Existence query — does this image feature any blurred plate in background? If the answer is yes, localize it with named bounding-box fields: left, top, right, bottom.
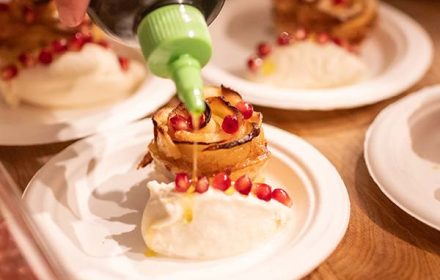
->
left=204, top=1, right=433, bottom=110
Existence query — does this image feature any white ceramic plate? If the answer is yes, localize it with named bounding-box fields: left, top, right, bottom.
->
left=0, top=76, right=175, bottom=146
left=203, top=1, right=433, bottom=110
left=365, top=85, right=440, bottom=231
left=23, top=119, right=350, bottom=280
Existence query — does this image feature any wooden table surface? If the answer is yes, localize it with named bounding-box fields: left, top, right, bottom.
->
left=1, top=0, right=440, bottom=278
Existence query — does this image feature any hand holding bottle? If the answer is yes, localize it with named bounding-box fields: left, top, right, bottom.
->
left=54, top=0, right=89, bottom=27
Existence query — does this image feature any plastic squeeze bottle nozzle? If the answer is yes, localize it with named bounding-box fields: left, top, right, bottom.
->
left=88, top=1, right=225, bottom=114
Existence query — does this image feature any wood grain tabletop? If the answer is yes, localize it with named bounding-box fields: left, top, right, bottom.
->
left=1, top=0, right=440, bottom=279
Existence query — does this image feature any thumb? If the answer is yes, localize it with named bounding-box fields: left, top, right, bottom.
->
left=54, top=0, right=90, bottom=27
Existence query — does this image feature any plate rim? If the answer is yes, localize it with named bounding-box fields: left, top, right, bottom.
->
left=23, top=119, right=350, bottom=280
left=203, top=2, right=433, bottom=110
left=364, top=84, right=440, bottom=231
left=0, top=77, right=175, bottom=146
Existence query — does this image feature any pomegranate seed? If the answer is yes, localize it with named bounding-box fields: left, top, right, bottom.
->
left=175, top=172, right=191, bottom=192
left=68, top=33, right=92, bottom=51
left=212, top=172, right=231, bottom=191
left=235, top=101, right=253, bottom=119
left=118, top=56, right=129, bottom=71
left=316, top=33, right=330, bottom=44
left=1, top=65, right=18, bottom=81
left=51, top=39, right=68, bottom=54
left=38, top=50, right=53, bottom=65
left=332, top=37, right=343, bottom=46
left=333, top=0, right=348, bottom=5
left=247, top=57, right=262, bottom=72
left=254, top=183, right=272, bottom=201
left=169, top=115, right=192, bottom=131
left=272, top=188, right=292, bottom=207
left=294, top=28, right=308, bottom=40
left=18, top=53, right=35, bottom=67
left=257, top=42, right=271, bottom=57
left=22, top=6, right=36, bottom=24
left=277, top=32, right=291, bottom=45
left=222, top=115, right=239, bottom=134
left=97, top=40, right=109, bottom=48
left=0, top=3, right=9, bottom=12
left=195, top=176, right=209, bottom=193
left=234, top=175, right=252, bottom=195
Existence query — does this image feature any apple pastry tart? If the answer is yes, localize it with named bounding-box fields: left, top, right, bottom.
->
left=139, top=86, right=270, bottom=180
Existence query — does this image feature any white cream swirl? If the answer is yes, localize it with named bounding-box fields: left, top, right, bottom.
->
left=0, top=44, right=146, bottom=108
left=141, top=181, right=292, bottom=259
left=249, top=41, right=367, bottom=89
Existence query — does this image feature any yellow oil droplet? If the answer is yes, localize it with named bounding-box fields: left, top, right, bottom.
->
left=183, top=207, right=193, bottom=223
left=261, top=59, right=276, bottom=76
left=224, top=186, right=235, bottom=195
left=275, top=218, right=282, bottom=227
left=144, top=247, right=158, bottom=257
left=181, top=195, right=194, bottom=223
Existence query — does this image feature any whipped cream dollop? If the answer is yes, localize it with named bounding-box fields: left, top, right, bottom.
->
left=141, top=181, right=292, bottom=259
left=248, top=41, right=367, bottom=89
left=0, top=44, right=146, bottom=108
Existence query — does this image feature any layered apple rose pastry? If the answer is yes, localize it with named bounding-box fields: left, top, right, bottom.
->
left=246, top=29, right=367, bottom=89
left=272, top=0, right=378, bottom=43
left=138, top=86, right=293, bottom=259
left=0, top=0, right=146, bottom=108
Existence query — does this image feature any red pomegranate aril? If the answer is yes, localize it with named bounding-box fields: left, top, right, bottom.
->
left=18, top=53, right=35, bottom=67
left=51, top=39, right=68, bottom=54
left=257, top=42, right=271, bottom=57
left=332, top=37, right=343, bottom=46
left=222, top=115, right=239, bottom=134
left=118, top=56, right=129, bottom=71
left=316, top=33, right=330, bottom=44
left=294, top=28, right=308, bottom=40
left=212, top=172, right=231, bottom=191
left=277, top=32, right=291, bottom=46
left=1, top=65, right=18, bottom=81
left=272, top=188, right=292, bottom=207
left=195, top=176, right=209, bottom=193
left=77, top=32, right=93, bottom=44
left=69, top=33, right=92, bottom=51
left=22, top=6, right=36, bottom=24
left=254, top=183, right=272, bottom=201
left=38, top=50, right=53, bottom=65
left=169, top=115, right=192, bottom=131
left=333, top=0, right=348, bottom=5
left=0, top=3, right=9, bottom=12
left=236, top=101, right=253, bottom=119
left=234, top=175, right=252, bottom=195
left=247, top=57, right=262, bottom=72
left=175, top=172, right=191, bottom=192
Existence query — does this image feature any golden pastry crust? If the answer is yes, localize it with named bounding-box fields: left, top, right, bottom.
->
left=272, top=0, right=377, bottom=43
left=140, top=86, right=270, bottom=180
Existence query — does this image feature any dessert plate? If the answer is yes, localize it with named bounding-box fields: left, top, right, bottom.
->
left=0, top=76, right=174, bottom=145
left=203, top=1, right=433, bottom=110
left=365, top=85, right=440, bottom=231
left=23, top=119, right=350, bottom=280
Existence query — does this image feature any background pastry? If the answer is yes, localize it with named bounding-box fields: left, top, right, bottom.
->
left=272, top=0, right=377, bottom=43
left=0, top=0, right=146, bottom=108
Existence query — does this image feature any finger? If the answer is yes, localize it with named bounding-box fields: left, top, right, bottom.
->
left=55, top=0, right=90, bottom=27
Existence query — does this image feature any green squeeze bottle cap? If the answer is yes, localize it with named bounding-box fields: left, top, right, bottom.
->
left=137, top=4, right=212, bottom=115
